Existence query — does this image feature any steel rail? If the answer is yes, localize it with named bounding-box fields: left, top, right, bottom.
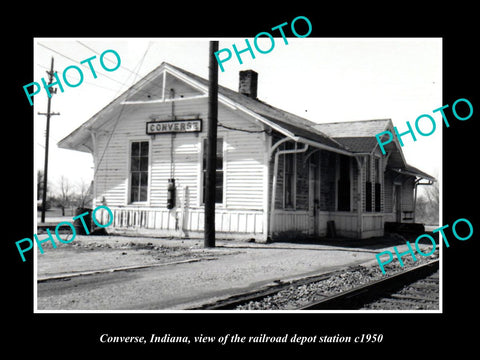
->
left=298, top=259, right=439, bottom=310
left=193, top=259, right=439, bottom=310
left=192, top=269, right=345, bottom=310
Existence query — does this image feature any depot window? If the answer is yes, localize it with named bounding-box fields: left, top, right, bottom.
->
left=202, top=138, right=224, bottom=204
left=130, top=141, right=149, bottom=203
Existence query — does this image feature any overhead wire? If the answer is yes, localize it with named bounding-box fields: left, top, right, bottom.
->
left=72, top=42, right=268, bottom=135
left=76, top=40, right=154, bottom=81
left=37, top=42, right=155, bottom=98
left=93, top=41, right=152, bottom=180
left=35, top=63, right=121, bottom=93
left=37, top=43, right=271, bottom=136
left=76, top=40, right=168, bottom=97
left=36, top=41, right=154, bottom=193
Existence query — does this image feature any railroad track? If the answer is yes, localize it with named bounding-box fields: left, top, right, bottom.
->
left=359, top=268, right=439, bottom=310
left=192, top=270, right=341, bottom=310
left=194, top=259, right=439, bottom=310
left=300, top=259, right=439, bottom=310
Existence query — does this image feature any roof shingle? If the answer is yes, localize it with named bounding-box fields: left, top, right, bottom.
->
left=313, top=119, right=391, bottom=138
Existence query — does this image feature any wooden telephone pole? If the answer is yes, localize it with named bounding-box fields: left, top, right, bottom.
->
left=38, top=57, right=60, bottom=223
left=204, top=41, right=219, bottom=248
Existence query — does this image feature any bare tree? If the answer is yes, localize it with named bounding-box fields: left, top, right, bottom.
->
left=57, top=176, right=73, bottom=216
left=416, top=181, right=439, bottom=225
left=75, top=179, right=93, bottom=208
left=423, top=180, right=439, bottom=206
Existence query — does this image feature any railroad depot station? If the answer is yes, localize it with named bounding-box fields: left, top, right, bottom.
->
left=58, top=63, right=435, bottom=243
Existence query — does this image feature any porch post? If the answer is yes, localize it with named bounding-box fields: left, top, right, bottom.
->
left=413, top=178, right=419, bottom=223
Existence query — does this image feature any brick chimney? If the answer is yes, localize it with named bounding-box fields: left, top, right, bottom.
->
left=238, top=70, right=258, bottom=99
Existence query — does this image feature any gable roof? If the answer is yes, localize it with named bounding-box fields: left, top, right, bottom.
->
left=313, top=119, right=392, bottom=152
left=58, top=62, right=349, bottom=155
left=165, top=63, right=348, bottom=152
left=314, top=119, right=392, bottom=138
left=325, top=137, right=379, bottom=153
left=314, top=119, right=435, bottom=181
left=314, top=119, right=406, bottom=165
left=57, top=61, right=434, bottom=181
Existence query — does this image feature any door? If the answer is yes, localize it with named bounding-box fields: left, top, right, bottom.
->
left=337, top=155, right=351, bottom=211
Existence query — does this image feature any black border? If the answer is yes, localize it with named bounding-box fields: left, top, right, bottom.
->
left=8, top=4, right=479, bottom=355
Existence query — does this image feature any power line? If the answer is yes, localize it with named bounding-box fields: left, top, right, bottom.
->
left=38, top=57, right=60, bottom=223
left=37, top=42, right=79, bottom=63
left=204, top=41, right=219, bottom=248
left=93, top=42, right=152, bottom=179
left=37, top=42, right=151, bottom=96
left=76, top=40, right=148, bottom=79
left=75, top=41, right=98, bottom=55
left=76, top=40, right=169, bottom=97
left=37, top=41, right=170, bottom=100
left=36, top=63, right=121, bottom=93
left=76, top=40, right=173, bottom=98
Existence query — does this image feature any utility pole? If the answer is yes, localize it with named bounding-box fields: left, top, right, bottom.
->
left=38, top=57, right=60, bottom=223
left=204, top=41, right=219, bottom=248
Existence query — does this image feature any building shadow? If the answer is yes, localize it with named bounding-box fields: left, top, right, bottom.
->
left=270, top=229, right=439, bottom=251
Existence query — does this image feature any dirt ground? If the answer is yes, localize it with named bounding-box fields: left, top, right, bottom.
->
left=36, top=229, right=436, bottom=280
left=36, top=234, right=242, bottom=279
left=35, top=229, right=440, bottom=310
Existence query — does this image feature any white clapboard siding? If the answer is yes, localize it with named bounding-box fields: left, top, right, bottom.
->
left=93, top=131, right=128, bottom=206
left=150, top=132, right=201, bottom=208
left=224, top=126, right=265, bottom=209
left=93, top=92, right=268, bottom=238
left=220, top=107, right=266, bottom=205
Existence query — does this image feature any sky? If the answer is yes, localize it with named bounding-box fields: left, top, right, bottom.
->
left=33, top=37, right=442, bottom=198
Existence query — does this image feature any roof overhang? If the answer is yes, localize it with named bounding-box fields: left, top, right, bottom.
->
left=390, top=165, right=436, bottom=182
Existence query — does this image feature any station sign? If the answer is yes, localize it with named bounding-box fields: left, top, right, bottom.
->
left=146, top=119, right=202, bottom=135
